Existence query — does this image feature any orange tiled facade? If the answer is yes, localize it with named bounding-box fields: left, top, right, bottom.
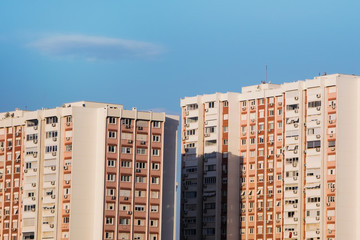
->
left=0, top=101, right=178, bottom=240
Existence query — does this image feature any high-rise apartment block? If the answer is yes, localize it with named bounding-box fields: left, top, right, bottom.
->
left=0, top=101, right=178, bottom=240
left=180, top=74, right=360, bottom=240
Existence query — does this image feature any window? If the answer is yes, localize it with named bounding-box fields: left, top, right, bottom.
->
left=151, top=191, right=159, bottom=199
left=307, top=140, right=321, bottom=149
left=152, top=163, right=160, bottom=170
left=135, top=205, right=145, bottom=211
left=121, top=147, right=131, bottom=154
left=152, top=149, right=160, bottom=156
left=120, top=175, right=130, bottom=182
left=119, top=218, right=129, bottom=225
left=153, top=121, right=160, bottom=128
left=152, top=135, right=160, bottom=142
left=250, top=138, right=255, bottom=144
left=186, top=129, right=196, bottom=135
left=150, top=219, right=158, bottom=227
left=46, top=116, right=58, bottom=124
left=65, top=144, right=72, bottom=152
left=224, top=101, right=228, bottom=107
left=107, top=160, right=115, bottom=167
left=108, top=145, right=116, bottom=153
left=269, top=109, right=274, bottom=116
left=208, top=102, right=215, bottom=108
left=106, top=217, right=114, bottom=225
left=151, top=177, right=160, bottom=184
left=136, top=162, right=146, bottom=169
left=66, top=115, right=72, bottom=123
left=45, top=131, right=57, bottom=139
left=109, top=117, right=117, bottom=124
left=328, top=141, right=336, bottom=147
left=150, top=205, right=158, bottom=212
left=108, top=131, right=116, bottom=138
left=107, top=174, right=115, bottom=182
left=186, top=104, right=198, bottom=110
left=45, top=145, right=57, bottom=153
left=136, top=148, right=146, bottom=155
left=121, top=161, right=131, bottom=168
left=308, top=101, right=321, bottom=108
left=121, top=118, right=131, bottom=126
left=286, top=104, right=299, bottom=110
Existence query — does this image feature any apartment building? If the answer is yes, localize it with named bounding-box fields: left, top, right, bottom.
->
left=0, top=101, right=178, bottom=240
left=180, top=74, right=360, bottom=240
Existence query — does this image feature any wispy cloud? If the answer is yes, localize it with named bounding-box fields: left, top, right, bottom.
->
left=28, top=34, right=164, bottom=61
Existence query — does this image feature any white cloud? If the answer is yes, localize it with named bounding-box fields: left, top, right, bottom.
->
left=28, top=34, right=163, bottom=61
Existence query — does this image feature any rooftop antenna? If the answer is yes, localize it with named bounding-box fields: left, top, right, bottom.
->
left=261, top=65, right=268, bottom=84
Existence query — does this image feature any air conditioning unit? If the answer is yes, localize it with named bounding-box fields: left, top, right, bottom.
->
left=51, top=209, right=55, bottom=213
left=138, top=126, right=143, bottom=130
left=185, top=111, right=189, bottom=116
left=294, top=231, right=298, bottom=236
left=250, top=106, right=255, bottom=110
left=276, top=154, right=280, bottom=158
left=136, top=169, right=141, bottom=173
left=12, top=227, right=17, bottom=231
left=294, top=123, right=298, bottom=128
left=294, top=96, right=299, bottom=100
left=276, top=219, right=280, bottom=223
left=204, top=133, right=210, bottom=137
left=248, top=209, right=252, bottom=212
left=266, top=207, right=270, bottom=211
left=316, top=230, right=320, bottom=234
left=32, top=183, right=36, bottom=187
left=331, top=188, right=335, bottom=192
left=316, top=203, right=321, bottom=207
left=127, top=140, right=133, bottom=144
left=140, top=141, right=146, bottom=145
left=66, top=137, right=70, bottom=141
left=34, top=126, right=38, bottom=130
left=329, top=133, right=334, bottom=138
left=33, top=152, right=37, bottom=158
left=316, top=147, right=321, bottom=152
left=295, top=109, right=299, bottom=113
left=329, top=120, right=333, bottom=124
left=293, top=176, right=297, bottom=181
left=332, top=105, right=336, bottom=109
left=64, top=195, right=68, bottom=199
left=293, top=190, right=298, bottom=194
left=316, top=175, right=321, bottom=179
left=50, top=224, right=54, bottom=228
left=327, top=202, right=331, bottom=206
left=328, top=216, right=332, bottom=220
left=316, top=216, right=320, bottom=220
left=33, top=168, right=37, bottom=172
left=128, top=211, right=133, bottom=215
left=53, top=137, right=57, bottom=142
left=64, top=166, right=68, bottom=170
left=0, top=147, right=3, bottom=151
left=124, top=197, right=129, bottom=200
left=251, top=119, right=255, bottom=122
left=250, top=131, right=254, bottom=135
left=316, top=134, right=321, bottom=139
left=52, top=152, right=57, bottom=156
left=204, top=109, right=209, bottom=112
left=65, top=209, right=69, bottom=213
left=258, top=130, right=261, bottom=133
left=66, top=122, right=71, bottom=126
left=294, top=217, right=298, bottom=221
left=316, top=120, right=321, bottom=125
left=51, top=195, right=56, bottom=199
left=242, top=107, right=246, bottom=111
left=331, top=147, right=335, bottom=151
left=294, top=150, right=298, bottom=154
left=52, top=123, right=56, bottom=127
left=266, top=220, right=270, bottom=223
left=111, top=196, right=116, bottom=200
left=51, top=166, right=56, bottom=171
left=316, top=93, right=321, bottom=98
left=258, top=207, right=262, bottom=210
left=51, top=181, right=55, bottom=185
left=24, top=169, right=28, bottom=173
left=204, top=121, right=208, bottom=125
left=278, top=102, right=282, bottom=106
left=65, top=180, right=70, bottom=184
left=185, top=124, right=190, bottom=127
left=15, top=132, right=19, bottom=136
left=295, top=136, right=298, bottom=140
left=316, top=106, right=321, bottom=111
left=293, top=204, right=297, bottom=208
left=32, top=196, right=36, bottom=201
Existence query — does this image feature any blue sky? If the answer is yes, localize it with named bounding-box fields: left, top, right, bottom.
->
left=0, top=0, right=359, bottom=237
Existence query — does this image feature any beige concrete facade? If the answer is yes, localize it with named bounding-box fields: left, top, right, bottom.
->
left=180, top=74, right=360, bottom=240
left=0, top=101, right=178, bottom=240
